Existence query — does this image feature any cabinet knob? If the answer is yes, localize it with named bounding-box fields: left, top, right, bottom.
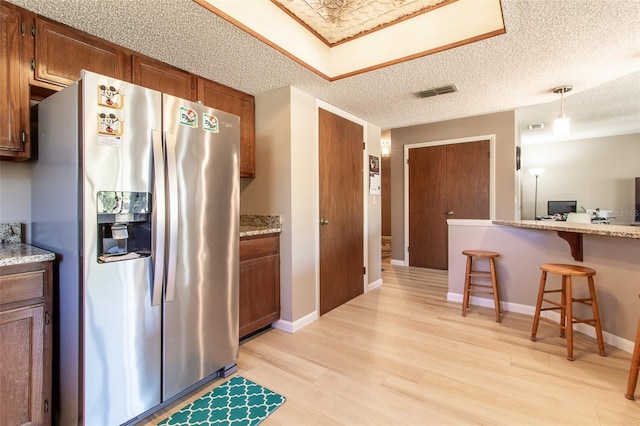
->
left=447, top=211, right=454, bottom=216
left=320, top=218, right=330, bottom=225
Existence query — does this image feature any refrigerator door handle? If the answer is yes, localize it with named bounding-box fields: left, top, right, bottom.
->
left=151, top=130, right=166, bottom=306
left=165, top=131, right=179, bottom=302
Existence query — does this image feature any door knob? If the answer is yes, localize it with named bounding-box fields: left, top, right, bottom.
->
left=320, top=218, right=330, bottom=225
left=447, top=211, right=454, bottom=216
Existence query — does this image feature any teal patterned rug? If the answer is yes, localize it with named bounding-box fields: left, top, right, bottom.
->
left=157, top=376, right=286, bottom=425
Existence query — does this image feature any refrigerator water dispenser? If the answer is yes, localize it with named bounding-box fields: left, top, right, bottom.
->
left=97, top=191, right=152, bottom=262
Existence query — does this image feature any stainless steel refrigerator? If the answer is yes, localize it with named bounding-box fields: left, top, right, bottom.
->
left=31, top=70, right=239, bottom=426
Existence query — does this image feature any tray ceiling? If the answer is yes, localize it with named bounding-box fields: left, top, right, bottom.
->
left=197, top=0, right=505, bottom=80
left=271, top=0, right=452, bottom=45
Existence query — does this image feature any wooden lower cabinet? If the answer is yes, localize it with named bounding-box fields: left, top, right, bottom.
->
left=239, top=234, right=280, bottom=339
left=0, top=261, right=52, bottom=426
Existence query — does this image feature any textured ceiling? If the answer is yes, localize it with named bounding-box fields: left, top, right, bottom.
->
left=8, top=0, right=640, bottom=144
left=272, top=0, right=450, bottom=44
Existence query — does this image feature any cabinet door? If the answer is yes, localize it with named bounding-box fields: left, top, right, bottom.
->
left=199, top=79, right=255, bottom=177
left=132, top=55, right=196, bottom=101
left=33, top=17, right=129, bottom=88
left=0, top=305, right=45, bottom=426
left=239, top=253, right=280, bottom=338
left=0, top=4, right=29, bottom=158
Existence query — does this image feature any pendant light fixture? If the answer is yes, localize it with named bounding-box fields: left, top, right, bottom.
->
left=552, top=85, right=572, bottom=135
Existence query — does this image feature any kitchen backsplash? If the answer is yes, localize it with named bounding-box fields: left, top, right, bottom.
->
left=0, top=223, right=22, bottom=243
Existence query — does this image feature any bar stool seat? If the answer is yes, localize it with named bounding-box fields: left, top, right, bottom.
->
left=625, top=294, right=640, bottom=400
left=461, top=250, right=501, bottom=322
left=530, top=263, right=605, bottom=361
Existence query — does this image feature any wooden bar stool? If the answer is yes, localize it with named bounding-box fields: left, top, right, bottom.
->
left=461, top=250, right=501, bottom=322
left=530, top=263, right=605, bottom=361
left=625, top=294, right=640, bottom=400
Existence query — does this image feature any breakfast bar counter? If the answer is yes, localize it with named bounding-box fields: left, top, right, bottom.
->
left=493, top=220, right=640, bottom=261
left=492, top=220, right=640, bottom=239
left=447, top=219, right=640, bottom=345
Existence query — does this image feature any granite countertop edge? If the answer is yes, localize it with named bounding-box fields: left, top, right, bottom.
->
left=0, top=243, right=56, bottom=268
left=240, top=214, right=282, bottom=238
left=240, top=227, right=282, bottom=237
left=493, top=220, right=640, bottom=239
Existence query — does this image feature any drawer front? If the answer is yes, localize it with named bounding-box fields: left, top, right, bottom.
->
left=0, top=271, right=45, bottom=306
left=240, top=235, right=279, bottom=261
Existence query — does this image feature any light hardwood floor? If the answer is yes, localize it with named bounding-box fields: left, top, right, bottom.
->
left=143, top=261, right=639, bottom=425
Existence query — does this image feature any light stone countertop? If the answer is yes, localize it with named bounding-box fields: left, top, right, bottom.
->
left=0, top=223, right=55, bottom=267
left=240, top=215, right=282, bottom=238
left=0, top=243, right=56, bottom=267
left=493, top=220, right=640, bottom=239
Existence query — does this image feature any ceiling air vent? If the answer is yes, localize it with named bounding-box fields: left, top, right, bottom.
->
left=528, top=123, right=545, bottom=130
left=416, top=84, right=458, bottom=98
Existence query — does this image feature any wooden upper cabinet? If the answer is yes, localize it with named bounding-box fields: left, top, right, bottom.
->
left=0, top=3, right=30, bottom=159
left=132, top=55, right=196, bottom=101
left=199, top=78, right=256, bottom=177
left=32, top=18, right=129, bottom=89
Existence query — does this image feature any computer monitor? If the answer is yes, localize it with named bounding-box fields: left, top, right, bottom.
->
left=547, top=200, right=577, bottom=216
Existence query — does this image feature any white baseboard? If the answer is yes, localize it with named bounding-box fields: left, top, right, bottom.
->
left=390, top=258, right=407, bottom=266
left=447, top=292, right=634, bottom=354
left=272, top=310, right=318, bottom=334
left=368, top=278, right=383, bottom=292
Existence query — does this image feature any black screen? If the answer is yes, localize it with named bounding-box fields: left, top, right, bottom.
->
left=547, top=200, right=577, bottom=216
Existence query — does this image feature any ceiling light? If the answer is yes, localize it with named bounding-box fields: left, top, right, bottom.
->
left=552, top=85, right=572, bottom=135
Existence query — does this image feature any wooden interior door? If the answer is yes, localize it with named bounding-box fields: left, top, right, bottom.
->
left=446, top=141, right=490, bottom=220
left=408, top=140, right=490, bottom=269
left=319, top=108, right=364, bottom=315
left=408, top=145, right=447, bottom=268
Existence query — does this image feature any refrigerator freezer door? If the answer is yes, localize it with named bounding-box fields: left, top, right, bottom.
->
left=81, top=71, right=163, bottom=425
left=162, top=96, right=240, bottom=400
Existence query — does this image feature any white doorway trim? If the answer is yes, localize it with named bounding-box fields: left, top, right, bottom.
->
left=402, top=134, right=496, bottom=266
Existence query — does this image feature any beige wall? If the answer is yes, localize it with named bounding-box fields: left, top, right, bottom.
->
left=521, top=133, right=640, bottom=223
left=0, top=162, right=32, bottom=240
left=389, top=111, right=517, bottom=261
left=367, top=124, right=382, bottom=287
left=244, top=86, right=382, bottom=329
left=381, top=155, right=391, bottom=236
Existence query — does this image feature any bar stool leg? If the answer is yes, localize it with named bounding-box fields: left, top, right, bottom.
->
left=489, top=257, right=501, bottom=323
left=625, top=319, right=640, bottom=400
left=531, top=271, right=547, bottom=341
left=587, top=276, right=605, bottom=356
left=462, top=255, right=472, bottom=317
left=559, top=278, right=567, bottom=338
left=565, top=276, right=574, bottom=361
